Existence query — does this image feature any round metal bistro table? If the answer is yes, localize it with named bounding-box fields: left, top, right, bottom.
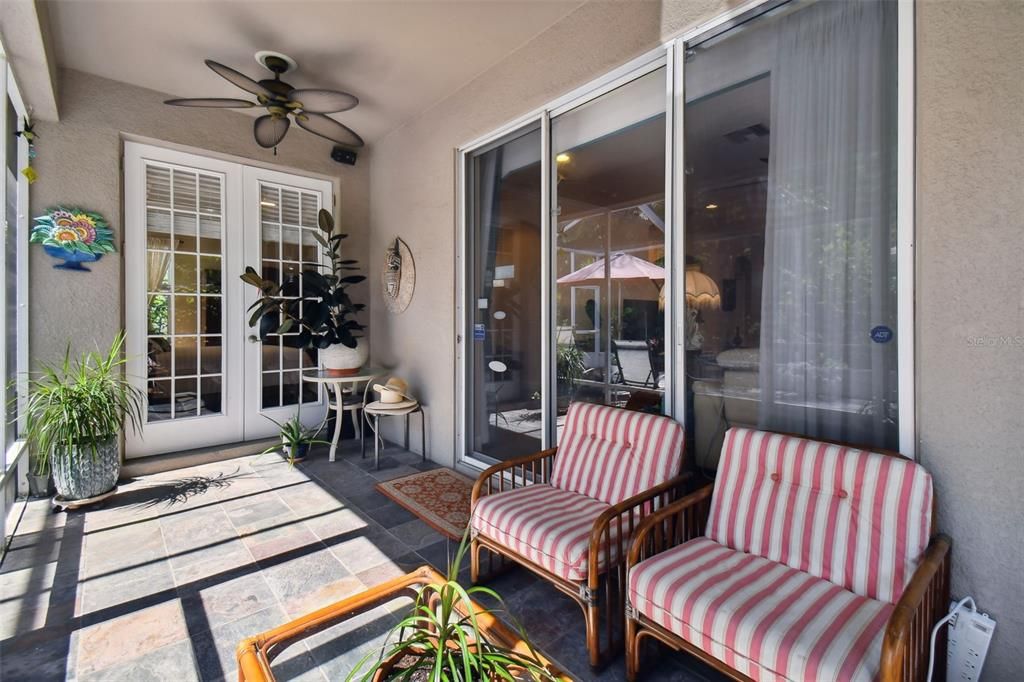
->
left=301, top=368, right=383, bottom=462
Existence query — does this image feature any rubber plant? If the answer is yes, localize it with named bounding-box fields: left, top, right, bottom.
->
left=348, top=531, right=559, bottom=681
left=241, top=208, right=366, bottom=349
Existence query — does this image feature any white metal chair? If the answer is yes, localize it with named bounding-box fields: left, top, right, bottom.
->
left=361, top=375, right=426, bottom=470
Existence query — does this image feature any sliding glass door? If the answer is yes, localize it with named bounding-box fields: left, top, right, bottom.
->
left=464, top=125, right=543, bottom=463
left=683, top=0, right=901, bottom=469
left=552, top=67, right=668, bottom=440
left=459, top=0, right=910, bottom=470
left=459, top=59, right=669, bottom=466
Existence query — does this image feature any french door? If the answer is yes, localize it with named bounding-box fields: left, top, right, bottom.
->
left=124, top=142, right=331, bottom=458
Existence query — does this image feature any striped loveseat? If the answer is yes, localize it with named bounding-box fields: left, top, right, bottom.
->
left=625, top=428, right=951, bottom=682
left=470, top=402, right=688, bottom=667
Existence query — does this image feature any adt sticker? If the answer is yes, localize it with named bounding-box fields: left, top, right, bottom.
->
left=870, top=325, right=893, bottom=344
left=474, top=324, right=486, bottom=341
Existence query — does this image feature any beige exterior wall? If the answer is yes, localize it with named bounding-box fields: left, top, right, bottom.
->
left=915, top=1, right=1024, bottom=677
left=368, top=0, right=1023, bottom=676
left=28, top=68, right=370, bottom=367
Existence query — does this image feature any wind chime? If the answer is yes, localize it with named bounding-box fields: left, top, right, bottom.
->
left=14, top=114, right=38, bottom=183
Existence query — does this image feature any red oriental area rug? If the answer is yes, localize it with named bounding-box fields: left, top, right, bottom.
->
left=374, top=468, right=474, bottom=539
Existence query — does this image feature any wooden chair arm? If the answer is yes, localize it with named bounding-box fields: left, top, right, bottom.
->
left=471, top=447, right=559, bottom=507
left=586, top=473, right=693, bottom=589
left=880, top=534, right=952, bottom=682
left=626, top=483, right=715, bottom=568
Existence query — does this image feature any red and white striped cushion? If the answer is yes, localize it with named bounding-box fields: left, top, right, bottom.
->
left=706, top=428, right=932, bottom=603
left=629, top=537, right=893, bottom=682
left=471, top=484, right=624, bottom=581
left=551, top=402, right=685, bottom=505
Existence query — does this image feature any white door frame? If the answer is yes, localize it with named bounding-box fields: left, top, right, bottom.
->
left=124, top=142, right=245, bottom=458
left=125, top=142, right=332, bottom=457
left=241, top=165, right=331, bottom=439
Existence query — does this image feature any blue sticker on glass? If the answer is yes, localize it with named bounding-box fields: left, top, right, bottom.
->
left=474, top=324, right=486, bottom=341
left=870, top=325, right=893, bottom=343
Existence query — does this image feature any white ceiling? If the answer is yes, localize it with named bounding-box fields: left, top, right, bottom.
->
left=44, top=0, right=582, bottom=144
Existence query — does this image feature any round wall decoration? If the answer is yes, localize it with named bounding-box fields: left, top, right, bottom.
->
left=382, top=237, right=415, bottom=314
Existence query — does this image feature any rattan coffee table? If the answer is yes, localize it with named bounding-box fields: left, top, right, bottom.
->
left=236, top=566, right=569, bottom=681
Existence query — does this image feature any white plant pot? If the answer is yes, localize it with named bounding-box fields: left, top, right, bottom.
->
left=321, top=339, right=368, bottom=376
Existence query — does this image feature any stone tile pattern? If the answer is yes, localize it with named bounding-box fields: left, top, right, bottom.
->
left=0, top=443, right=727, bottom=681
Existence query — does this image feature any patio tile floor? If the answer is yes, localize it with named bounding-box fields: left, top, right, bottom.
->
left=1, top=441, right=727, bottom=681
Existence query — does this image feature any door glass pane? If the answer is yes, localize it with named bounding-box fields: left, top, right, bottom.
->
left=684, top=0, right=898, bottom=470
left=145, top=161, right=225, bottom=422
left=200, top=376, right=223, bottom=415
left=467, top=125, right=542, bottom=462
left=552, top=67, right=667, bottom=440
left=257, top=182, right=322, bottom=409
left=173, top=253, right=197, bottom=292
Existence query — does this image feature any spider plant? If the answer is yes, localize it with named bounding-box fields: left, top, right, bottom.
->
left=23, top=331, right=144, bottom=476
left=257, top=415, right=328, bottom=464
left=348, top=531, right=559, bottom=682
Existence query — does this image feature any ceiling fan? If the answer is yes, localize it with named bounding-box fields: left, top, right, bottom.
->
left=166, top=51, right=363, bottom=150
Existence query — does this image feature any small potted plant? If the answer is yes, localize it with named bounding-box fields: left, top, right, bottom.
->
left=349, top=533, right=559, bottom=681
left=26, top=457, right=53, bottom=499
left=23, top=332, right=144, bottom=502
left=242, top=208, right=368, bottom=376
left=258, top=415, right=326, bottom=464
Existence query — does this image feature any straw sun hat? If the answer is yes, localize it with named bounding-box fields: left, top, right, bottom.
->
left=372, top=377, right=417, bottom=408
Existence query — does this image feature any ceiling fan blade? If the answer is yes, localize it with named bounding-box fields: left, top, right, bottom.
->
left=205, top=59, right=273, bottom=98
left=164, top=97, right=255, bottom=108
left=295, top=113, right=364, bottom=148
left=254, top=115, right=291, bottom=148
left=288, top=88, right=359, bottom=114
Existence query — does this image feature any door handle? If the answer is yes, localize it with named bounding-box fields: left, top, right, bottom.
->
left=247, top=335, right=260, bottom=344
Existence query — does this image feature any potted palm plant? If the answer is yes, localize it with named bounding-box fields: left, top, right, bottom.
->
left=258, top=415, right=327, bottom=464
left=23, top=332, right=144, bottom=502
left=242, top=208, right=368, bottom=376
left=349, top=533, right=559, bottom=682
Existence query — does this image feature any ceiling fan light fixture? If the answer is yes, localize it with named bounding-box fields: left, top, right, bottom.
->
left=254, top=114, right=291, bottom=148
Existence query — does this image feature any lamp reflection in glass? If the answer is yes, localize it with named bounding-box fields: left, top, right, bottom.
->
left=685, top=265, right=720, bottom=310
left=657, top=265, right=719, bottom=349
left=684, top=264, right=719, bottom=350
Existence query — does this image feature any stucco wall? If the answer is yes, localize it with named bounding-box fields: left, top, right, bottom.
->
left=28, top=68, right=370, bottom=367
left=368, top=0, right=1024, bottom=676
left=916, top=1, right=1024, bottom=677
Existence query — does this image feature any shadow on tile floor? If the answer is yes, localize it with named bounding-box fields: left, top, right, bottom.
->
left=1, top=441, right=725, bottom=681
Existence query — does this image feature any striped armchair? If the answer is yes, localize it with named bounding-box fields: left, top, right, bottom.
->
left=470, top=402, right=688, bottom=667
left=625, top=428, right=952, bottom=682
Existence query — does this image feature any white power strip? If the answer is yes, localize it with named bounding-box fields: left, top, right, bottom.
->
left=946, top=600, right=996, bottom=682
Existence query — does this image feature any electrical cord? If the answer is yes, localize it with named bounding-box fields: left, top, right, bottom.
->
left=928, top=596, right=976, bottom=682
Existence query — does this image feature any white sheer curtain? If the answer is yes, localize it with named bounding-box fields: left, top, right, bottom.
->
left=759, top=0, right=898, bottom=448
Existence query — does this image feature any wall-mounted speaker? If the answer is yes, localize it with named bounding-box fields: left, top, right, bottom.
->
left=331, top=146, right=358, bottom=166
